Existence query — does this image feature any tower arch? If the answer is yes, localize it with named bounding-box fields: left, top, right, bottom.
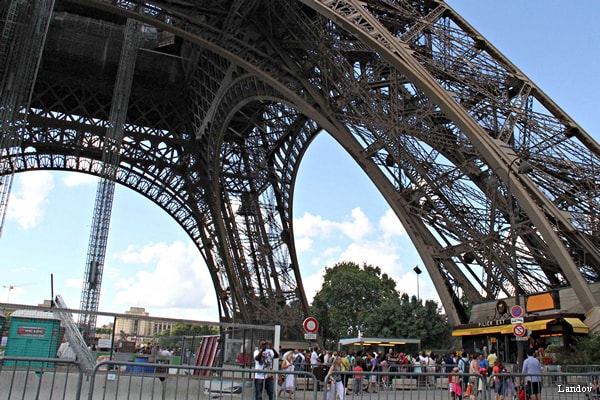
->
left=1, top=0, right=600, bottom=335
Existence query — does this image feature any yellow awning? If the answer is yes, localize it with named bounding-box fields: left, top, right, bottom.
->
left=452, top=319, right=555, bottom=337
left=452, top=324, right=515, bottom=337
left=563, top=317, right=589, bottom=334
left=522, top=319, right=554, bottom=332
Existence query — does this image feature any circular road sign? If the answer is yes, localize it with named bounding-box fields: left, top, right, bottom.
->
left=303, top=317, right=319, bottom=333
left=511, top=305, right=524, bottom=318
left=513, top=324, right=526, bottom=337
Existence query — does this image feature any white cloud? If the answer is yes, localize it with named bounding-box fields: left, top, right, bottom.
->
left=294, top=207, right=440, bottom=308
left=302, top=267, right=327, bottom=305
left=323, top=246, right=342, bottom=258
left=62, top=173, right=97, bottom=187
left=294, top=212, right=337, bottom=237
left=339, top=207, right=373, bottom=242
left=294, top=207, right=373, bottom=245
left=295, top=237, right=313, bottom=252
left=379, top=209, right=407, bottom=238
left=7, top=171, right=54, bottom=229
left=110, top=241, right=218, bottom=320
left=337, top=240, right=401, bottom=273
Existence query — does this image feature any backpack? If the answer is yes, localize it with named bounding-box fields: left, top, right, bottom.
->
left=459, top=357, right=469, bottom=374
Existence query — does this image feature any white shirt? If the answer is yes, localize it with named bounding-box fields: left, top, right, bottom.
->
left=254, top=347, right=275, bottom=379
left=310, top=351, right=319, bottom=365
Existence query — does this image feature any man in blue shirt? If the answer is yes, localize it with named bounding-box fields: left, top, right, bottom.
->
left=478, top=354, right=488, bottom=373
left=522, top=348, right=542, bottom=400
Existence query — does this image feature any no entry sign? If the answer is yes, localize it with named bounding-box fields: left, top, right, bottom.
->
left=303, top=317, right=319, bottom=333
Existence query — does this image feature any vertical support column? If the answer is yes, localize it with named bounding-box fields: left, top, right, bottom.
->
left=78, top=18, right=140, bottom=342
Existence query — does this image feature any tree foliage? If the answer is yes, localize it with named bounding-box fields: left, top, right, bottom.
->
left=167, top=323, right=218, bottom=337
left=311, top=261, right=451, bottom=350
left=153, top=323, right=219, bottom=349
left=555, top=333, right=600, bottom=365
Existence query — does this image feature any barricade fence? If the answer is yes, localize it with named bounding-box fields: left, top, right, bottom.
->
left=0, top=356, right=598, bottom=399
left=0, top=357, right=84, bottom=400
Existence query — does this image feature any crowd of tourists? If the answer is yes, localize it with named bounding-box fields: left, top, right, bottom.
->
left=251, top=340, right=555, bottom=400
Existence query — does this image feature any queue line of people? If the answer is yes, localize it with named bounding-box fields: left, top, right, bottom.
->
left=252, top=341, right=547, bottom=400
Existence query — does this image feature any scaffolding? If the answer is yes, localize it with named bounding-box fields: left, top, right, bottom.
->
left=78, top=18, right=141, bottom=342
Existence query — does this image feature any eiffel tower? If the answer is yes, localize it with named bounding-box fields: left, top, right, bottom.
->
left=2, top=0, right=600, bottom=338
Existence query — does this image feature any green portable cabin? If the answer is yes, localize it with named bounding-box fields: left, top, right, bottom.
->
left=0, top=310, right=5, bottom=348
left=0, top=309, right=5, bottom=333
left=5, top=309, right=61, bottom=367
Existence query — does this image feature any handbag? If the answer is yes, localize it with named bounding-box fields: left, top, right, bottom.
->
left=465, top=383, right=473, bottom=397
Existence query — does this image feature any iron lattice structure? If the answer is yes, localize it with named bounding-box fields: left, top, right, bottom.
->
left=2, top=0, right=600, bottom=336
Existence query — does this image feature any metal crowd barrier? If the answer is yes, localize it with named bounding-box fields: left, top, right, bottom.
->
left=318, top=369, right=599, bottom=400
left=1, top=355, right=598, bottom=399
left=0, top=356, right=84, bottom=399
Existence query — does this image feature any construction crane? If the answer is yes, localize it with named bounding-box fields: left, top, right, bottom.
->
left=0, top=0, right=55, bottom=238
left=2, top=284, right=16, bottom=302
left=77, top=18, right=140, bottom=343
left=2, top=283, right=33, bottom=303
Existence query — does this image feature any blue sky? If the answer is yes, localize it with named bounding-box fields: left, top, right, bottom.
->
left=1, top=1, right=599, bottom=327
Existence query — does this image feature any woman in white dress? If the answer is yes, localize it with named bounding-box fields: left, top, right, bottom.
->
left=279, top=352, right=296, bottom=399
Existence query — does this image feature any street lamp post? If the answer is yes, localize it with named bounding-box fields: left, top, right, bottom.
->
left=413, top=266, right=422, bottom=302
left=507, top=183, right=523, bottom=369
left=505, top=158, right=533, bottom=370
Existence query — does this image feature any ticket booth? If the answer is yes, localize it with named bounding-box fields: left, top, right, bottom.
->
left=452, top=294, right=589, bottom=365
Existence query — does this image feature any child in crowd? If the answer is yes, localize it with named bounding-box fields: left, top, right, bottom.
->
left=353, top=358, right=364, bottom=395
left=450, top=366, right=462, bottom=399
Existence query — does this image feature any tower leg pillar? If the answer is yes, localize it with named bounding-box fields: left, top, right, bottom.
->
left=585, top=306, right=600, bottom=333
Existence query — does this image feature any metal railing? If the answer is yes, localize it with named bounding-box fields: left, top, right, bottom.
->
left=0, top=355, right=598, bottom=399
left=0, top=356, right=84, bottom=400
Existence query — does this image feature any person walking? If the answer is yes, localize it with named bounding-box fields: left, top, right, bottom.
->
left=522, top=348, right=542, bottom=400
left=278, top=352, right=295, bottom=400
left=492, top=358, right=507, bottom=400
left=468, top=353, right=480, bottom=400
left=366, top=353, right=379, bottom=393
left=327, top=356, right=345, bottom=400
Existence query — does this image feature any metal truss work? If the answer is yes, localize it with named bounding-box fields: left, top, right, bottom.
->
left=78, top=17, right=141, bottom=342
left=0, top=0, right=54, bottom=237
left=1, top=0, right=600, bottom=334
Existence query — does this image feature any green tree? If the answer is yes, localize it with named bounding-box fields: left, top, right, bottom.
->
left=367, top=293, right=451, bottom=349
left=153, top=323, right=219, bottom=349
left=169, top=323, right=218, bottom=337
left=555, top=333, right=600, bottom=365
left=312, top=261, right=399, bottom=347
left=95, top=326, right=112, bottom=335
left=311, top=261, right=452, bottom=349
